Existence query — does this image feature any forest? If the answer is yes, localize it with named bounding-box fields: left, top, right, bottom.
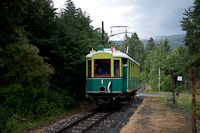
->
left=0, top=0, right=199, bottom=132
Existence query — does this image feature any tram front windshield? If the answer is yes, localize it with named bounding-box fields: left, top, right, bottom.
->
left=95, top=59, right=110, bottom=76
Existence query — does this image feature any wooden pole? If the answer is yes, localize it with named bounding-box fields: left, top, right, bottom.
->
left=191, top=67, right=196, bottom=133
left=170, top=70, right=175, bottom=104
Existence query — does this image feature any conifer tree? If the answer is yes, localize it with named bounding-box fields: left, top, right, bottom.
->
left=120, top=33, right=145, bottom=66
left=146, top=37, right=155, bottom=51
left=180, top=0, right=200, bottom=66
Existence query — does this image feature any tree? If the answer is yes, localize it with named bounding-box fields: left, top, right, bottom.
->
left=167, top=45, right=191, bottom=78
left=0, top=41, right=55, bottom=132
left=180, top=0, right=200, bottom=67
left=0, top=1, right=56, bottom=131
left=146, top=37, right=155, bottom=51
left=0, top=0, right=26, bottom=46
left=3, top=43, right=54, bottom=91
left=23, top=0, right=57, bottom=58
left=43, top=0, right=101, bottom=98
left=164, top=38, right=171, bottom=52
left=141, top=40, right=170, bottom=90
left=22, top=0, right=101, bottom=98
left=120, top=33, right=145, bottom=66
left=0, top=0, right=104, bottom=131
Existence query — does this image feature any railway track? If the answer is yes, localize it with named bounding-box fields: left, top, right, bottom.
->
left=56, top=107, right=119, bottom=133
left=42, top=84, right=145, bottom=133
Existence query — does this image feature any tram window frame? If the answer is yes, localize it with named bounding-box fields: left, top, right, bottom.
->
left=94, top=59, right=111, bottom=77
left=131, top=63, right=133, bottom=78
left=130, top=63, right=132, bottom=77
left=129, top=62, right=130, bottom=78
left=88, top=60, right=91, bottom=77
left=114, top=60, right=120, bottom=77
left=132, top=64, right=134, bottom=77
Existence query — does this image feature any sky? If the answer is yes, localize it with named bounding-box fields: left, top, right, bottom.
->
left=53, top=0, right=194, bottom=40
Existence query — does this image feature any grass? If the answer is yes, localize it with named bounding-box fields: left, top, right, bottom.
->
left=143, top=83, right=200, bottom=120
left=13, top=108, right=80, bottom=133
left=177, top=93, right=200, bottom=119
left=121, top=96, right=193, bottom=132
left=10, top=100, right=97, bottom=133
left=142, top=83, right=173, bottom=95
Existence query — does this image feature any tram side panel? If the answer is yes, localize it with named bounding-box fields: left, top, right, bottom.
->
left=127, top=60, right=140, bottom=93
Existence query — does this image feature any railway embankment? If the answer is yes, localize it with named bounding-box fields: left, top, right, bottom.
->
left=28, top=83, right=200, bottom=132
left=121, top=94, right=200, bottom=132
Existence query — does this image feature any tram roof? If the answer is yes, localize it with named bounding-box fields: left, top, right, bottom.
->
left=86, top=48, right=140, bottom=66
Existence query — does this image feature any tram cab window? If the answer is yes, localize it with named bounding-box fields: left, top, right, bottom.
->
left=95, top=59, right=110, bottom=77
left=88, top=60, right=91, bottom=77
left=114, top=60, right=120, bottom=76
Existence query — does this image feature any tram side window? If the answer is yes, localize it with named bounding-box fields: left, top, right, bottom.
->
left=88, top=60, right=91, bottom=77
left=95, top=59, right=110, bottom=76
left=114, top=60, right=120, bottom=76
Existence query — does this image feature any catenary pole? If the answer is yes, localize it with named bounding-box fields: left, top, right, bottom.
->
left=102, top=21, right=104, bottom=45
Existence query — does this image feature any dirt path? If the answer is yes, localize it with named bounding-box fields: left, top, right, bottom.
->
left=121, top=96, right=200, bottom=133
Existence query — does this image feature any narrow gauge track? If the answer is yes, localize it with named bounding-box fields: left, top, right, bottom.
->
left=42, top=84, right=144, bottom=133
left=56, top=107, right=119, bottom=133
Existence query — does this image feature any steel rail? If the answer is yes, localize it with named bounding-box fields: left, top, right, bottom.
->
left=56, top=111, right=99, bottom=133
left=82, top=110, right=115, bottom=133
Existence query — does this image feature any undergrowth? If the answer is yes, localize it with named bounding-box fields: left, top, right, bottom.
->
left=4, top=107, right=80, bottom=133
left=177, top=93, right=200, bottom=119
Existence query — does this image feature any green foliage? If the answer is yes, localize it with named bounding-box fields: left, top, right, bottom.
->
left=0, top=42, right=55, bottom=131
left=0, top=0, right=26, bottom=48
left=177, top=93, right=200, bottom=119
left=120, top=33, right=145, bottom=66
left=23, top=0, right=101, bottom=98
left=0, top=0, right=102, bottom=132
left=3, top=114, right=20, bottom=133
left=47, top=89, right=76, bottom=111
left=44, top=0, right=101, bottom=98
left=146, top=37, right=155, bottom=51
left=165, top=46, right=190, bottom=76
left=163, top=38, right=171, bottom=52
left=160, top=75, right=171, bottom=92
left=141, top=39, right=173, bottom=90
left=3, top=43, right=54, bottom=92
left=180, top=0, right=200, bottom=67
left=141, top=37, right=194, bottom=92
left=0, top=104, right=10, bottom=131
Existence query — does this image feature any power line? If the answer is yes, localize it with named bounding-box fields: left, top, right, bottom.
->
left=53, top=0, right=63, bottom=7
left=110, top=31, right=123, bottom=40
left=53, top=0, right=64, bottom=12
left=96, top=0, right=119, bottom=26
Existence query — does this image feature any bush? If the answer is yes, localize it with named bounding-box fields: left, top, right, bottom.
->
left=0, top=104, right=10, bottom=131
left=0, top=88, right=77, bottom=132
left=161, top=75, right=172, bottom=92
left=3, top=114, right=20, bottom=133
left=47, top=89, right=76, bottom=110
